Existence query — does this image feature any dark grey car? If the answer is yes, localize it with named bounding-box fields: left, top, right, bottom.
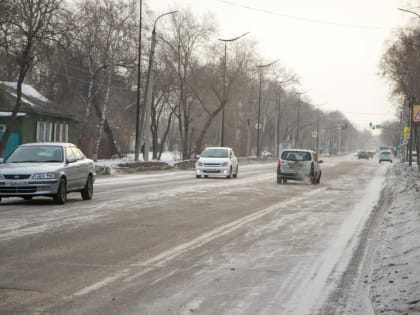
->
left=0, top=142, right=96, bottom=204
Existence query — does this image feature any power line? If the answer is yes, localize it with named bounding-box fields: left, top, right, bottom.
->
left=214, top=0, right=392, bottom=31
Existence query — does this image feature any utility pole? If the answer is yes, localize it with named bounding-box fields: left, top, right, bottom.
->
left=134, top=0, right=142, bottom=161
left=142, top=10, right=177, bottom=161
left=218, top=32, right=249, bottom=147
left=276, top=89, right=281, bottom=158
left=408, top=96, right=414, bottom=166
left=256, top=60, right=278, bottom=157
left=337, top=124, right=342, bottom=155
left=275, top=77, right=294, bottom=158
left=295, top=92, right=303, bottom=148
left=256, top=69, right=263, bottom=157
left=316, top=108, right=320, bottom=154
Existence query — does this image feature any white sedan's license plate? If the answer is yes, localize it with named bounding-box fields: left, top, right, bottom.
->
left=6, top=181, right=28, bottom=187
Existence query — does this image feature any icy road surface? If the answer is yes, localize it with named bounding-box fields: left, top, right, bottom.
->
left=0, top=156, right=391, bottom=314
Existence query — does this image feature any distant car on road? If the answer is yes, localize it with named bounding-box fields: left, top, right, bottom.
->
left=379, top=150, right=393, bottom=163
left=261, top=151, right=273, bottom=158
left=0, top=142, right=96, bottom=204
left=195, top=147, right=238, bottom=179
left=368, top=150, right=376, bottom=158
left=357, top=151, right=370, bottom=160
left=277, top=149, right=322, bottom=184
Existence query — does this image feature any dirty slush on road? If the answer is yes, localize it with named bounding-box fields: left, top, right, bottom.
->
left=322, top=163, right=420, bottom=315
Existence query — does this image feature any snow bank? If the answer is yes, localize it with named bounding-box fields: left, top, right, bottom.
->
left=370, top=163, right=420, bottom=314
left=94, top=151, right=182, bottom=174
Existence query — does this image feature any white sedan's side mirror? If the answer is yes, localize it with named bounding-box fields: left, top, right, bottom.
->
left=196, top=155, right=201, bottom=159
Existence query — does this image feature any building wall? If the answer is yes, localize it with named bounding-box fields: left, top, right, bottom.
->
left=21, top=116, right=36, bottom=143
left=0, top=115, right=80, bottom=158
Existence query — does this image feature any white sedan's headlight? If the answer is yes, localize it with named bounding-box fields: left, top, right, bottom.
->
left=32, top=172, right=57, bottom=180
left=222, top=161, right=229, bottom=167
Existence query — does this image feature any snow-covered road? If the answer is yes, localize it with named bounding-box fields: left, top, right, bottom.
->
left=0, top=155, right=407, bottom=315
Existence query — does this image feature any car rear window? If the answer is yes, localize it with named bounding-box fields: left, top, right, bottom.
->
left=281, top=151, right=311, bottom=161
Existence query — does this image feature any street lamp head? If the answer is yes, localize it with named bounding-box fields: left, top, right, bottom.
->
left=257, top=59, right=279, bottom=69
left=218, top=31, right=250, bottom=42
left=154, top=10, right=177, bottom=29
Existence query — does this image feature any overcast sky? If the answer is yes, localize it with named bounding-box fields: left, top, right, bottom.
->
left=147, top=0, right=414, bottom=130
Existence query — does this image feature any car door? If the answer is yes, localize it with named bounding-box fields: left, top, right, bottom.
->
left=64, top=146, right=78, bottom=190
left=73, top=147, right=90, bottom=188
left=299, top=151, right=311, bottom=176
left=230, top=149, right=238, bottom=170
left=68, top=147, right=87, bottom=189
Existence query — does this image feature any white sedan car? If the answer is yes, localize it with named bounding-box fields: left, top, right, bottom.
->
left=195, top=147, right=239, bottom=179
left=0, top=142, right=95, bottom=204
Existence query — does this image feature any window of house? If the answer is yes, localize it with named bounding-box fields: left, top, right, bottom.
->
left=54, top=122, right=69, bottom=142
left=36, top=121, right=53, bottom=142
left=36, top=121, right=69, bottom=142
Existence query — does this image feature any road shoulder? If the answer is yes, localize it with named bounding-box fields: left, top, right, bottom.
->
left=321, top=163, right=420, bottom=314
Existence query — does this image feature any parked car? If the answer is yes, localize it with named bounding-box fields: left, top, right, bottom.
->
left=0, top=142, right=96, bottom=204
left=379, top=150, right=393, bottom=163
left=195, top=147, right=238, bottom=179
left=357, top=151, right=370, bottom=160
left=277, top=149, right=322, bottom=184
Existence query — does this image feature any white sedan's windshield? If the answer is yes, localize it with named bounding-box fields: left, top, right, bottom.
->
left=201, top=149, right=228, bottom=158
left=6, top=146, right=63, bottom=163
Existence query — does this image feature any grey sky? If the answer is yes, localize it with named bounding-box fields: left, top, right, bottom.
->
left=147, top=0, right=414, bottom=130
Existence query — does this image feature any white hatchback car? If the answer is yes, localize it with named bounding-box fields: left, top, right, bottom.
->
left=195, top=147, right=239, bottom=179
left=378, top=150, right=393, bottom=163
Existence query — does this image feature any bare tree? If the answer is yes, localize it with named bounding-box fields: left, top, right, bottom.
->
left=161, top=10, right=216, bottom=159
left=380, top=28, right=420, bottom=98
left=53, top=0, right=138, bottom=159
left=0, top=0, right=62, bottom=156
left=150, top=57, right=178, bottom=159
left=190, top=39, right=259, bottom=154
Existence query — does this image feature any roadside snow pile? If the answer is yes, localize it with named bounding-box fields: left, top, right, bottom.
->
left=370, top=163, right=420, bottom=314
left=94, top=151, right=182, bottom=175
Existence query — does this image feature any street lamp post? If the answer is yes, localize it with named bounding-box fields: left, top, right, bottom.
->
left=142, top=10, right=177, bottom=161
left=276, top=89, right=281, bottom=158
left=218, top=32, right=249, bottom=147
left=256, top=60, right=278, bottom=157
left=275, top=77, right=294, bottom=158
left=316, top=108, right=320, bottom=154
left=134, top=0, right=143, bottom=161
left=295, top=92, right=304, bottom=148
